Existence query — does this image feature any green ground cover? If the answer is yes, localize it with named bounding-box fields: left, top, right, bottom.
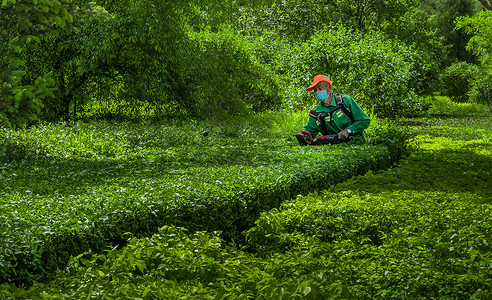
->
left=1, top=97, right=490, bottom=299
left=0, top=110, right=406, bottom=286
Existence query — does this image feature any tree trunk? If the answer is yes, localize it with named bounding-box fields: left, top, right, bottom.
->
left=62, top=94, right=72, bottom=122
left=479, top=87, right=492, bottom=113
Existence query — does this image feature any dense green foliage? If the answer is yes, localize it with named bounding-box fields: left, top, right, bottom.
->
left=422, top=0, right=480, bottom=65
left=455, top=10, right=492, bottom=111
left=258, top=26, right=434, bottom=117
left=2, top=0, right=488, bottom=128
left=441, top=60, right=479, bottom=102
left=2, top=0, right=492, bottom=297
left=1, top=98, right=490, bottom=299
left=0, top=0, right=72, bottom=128
left=0, top=110, right=409, bottom=285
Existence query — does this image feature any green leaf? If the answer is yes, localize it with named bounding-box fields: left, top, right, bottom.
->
left=302, top=286, right=311, bottom=296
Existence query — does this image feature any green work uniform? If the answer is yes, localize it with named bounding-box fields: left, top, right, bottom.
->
left=303, top=94, right=370, bottom=140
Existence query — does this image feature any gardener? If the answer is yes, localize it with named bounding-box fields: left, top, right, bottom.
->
left=296, top=74, right=370, bottom=145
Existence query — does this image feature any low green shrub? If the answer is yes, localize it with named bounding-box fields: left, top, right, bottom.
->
left=441, top=60, right=479, bottom=103
left=245, top=190, right=491, bottom=298
left=0, top=114, right=409, bottom=285
left=2, top=98, right=490, bottom=299
left=0, top=226, right=356, bottom=299
left=245, top=111, right=492, bottom=298
left=5, top=188, right=491, bottom=299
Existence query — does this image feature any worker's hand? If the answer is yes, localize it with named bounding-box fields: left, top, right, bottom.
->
left=337, top=128, right=350, bottom=141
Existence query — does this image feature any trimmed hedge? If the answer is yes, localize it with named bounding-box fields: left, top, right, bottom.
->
left=0, top=115, right=410, bottom=285
left=2, top=99, right=490, bottom=299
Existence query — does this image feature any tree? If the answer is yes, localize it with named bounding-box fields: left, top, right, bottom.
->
left=0, top=0, right=73, bottom=128
left=24, top=0, right=275, bottom=121
left=22, top=4, right=115, bottom=122
left=420, top=0, right=481, bottom=66
left=456, top=10, right=492, bottom=111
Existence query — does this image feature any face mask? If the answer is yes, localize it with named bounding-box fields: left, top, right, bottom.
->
left=316, top=90, right=329, bottom=102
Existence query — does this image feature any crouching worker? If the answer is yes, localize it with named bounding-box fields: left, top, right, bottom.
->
left=296, top=74, right=370, bottom=146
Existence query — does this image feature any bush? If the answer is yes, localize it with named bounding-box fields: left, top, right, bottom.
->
left=183, top=28, right=282, bottom=119
left=0, top=226, right=351, bottom=299
left=468, top=74, right=492, bottom=109
left=0, top=116, right=410, bottom=285
left=441, top=60, right=479, bottom=103
left=261, top=25, right=435, bottom=118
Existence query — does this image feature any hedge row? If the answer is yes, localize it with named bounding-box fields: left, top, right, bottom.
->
left=0, top=116, right=411, bottom=285
left=4, top=128, right=490, bottom=299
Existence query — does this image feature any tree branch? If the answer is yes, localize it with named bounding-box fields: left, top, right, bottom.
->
left=478, top=0, right=492, bottom=11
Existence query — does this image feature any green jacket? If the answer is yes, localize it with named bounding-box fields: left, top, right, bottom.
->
left=303, top=94, right=370, bottom=139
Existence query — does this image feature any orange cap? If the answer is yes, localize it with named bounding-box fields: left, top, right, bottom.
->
left=306, top=74, right=332, bottom=91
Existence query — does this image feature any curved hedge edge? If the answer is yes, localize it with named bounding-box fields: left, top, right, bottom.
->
left=0, top=138, right=410, bottom=286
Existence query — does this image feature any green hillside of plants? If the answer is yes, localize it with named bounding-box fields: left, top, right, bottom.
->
left=1, top=98, right=490, bottom=299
